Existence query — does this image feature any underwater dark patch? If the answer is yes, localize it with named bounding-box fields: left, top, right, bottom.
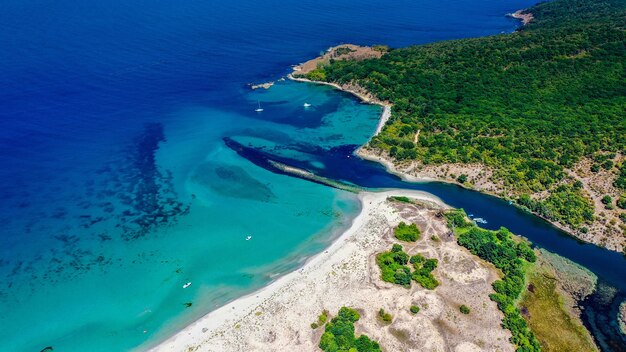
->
left=191, top=163, right=276, bottom=202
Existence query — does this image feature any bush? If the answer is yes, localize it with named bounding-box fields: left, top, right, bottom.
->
left=319, top=307, right=381, bottom=352
left=377, top=245, right=411, bottom=287
left=390, top=196, right=412, bottom=203
left=457, top=174, right=468, bottom=183
left=378, top=308, right=393, bottom=322
left=601, top=195, right=612, bottom=205
left=377, top=245, right=439, bottom=289
left=394, top=222, right=421, bottom=242
left=459, top=305, right=471, bottom=314
left=617, top=196, right=626, bottom=209
left=444, top=209, right=470, bottom=228
left=411, top=255, right=439, bottom=290
left=410, top=305, right=420, bottom=314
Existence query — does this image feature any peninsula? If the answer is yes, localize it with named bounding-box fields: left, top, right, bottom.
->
left=291, top=0, right=626, bottom=253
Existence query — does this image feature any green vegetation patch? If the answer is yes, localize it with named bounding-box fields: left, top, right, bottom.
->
left=459, top=305, right=471, bottom=314
left=376, top=244, right=412, bottom=287
left=319, top=307, right=381, bottom=352
left=409, top=254, right=439, bottom=289
left=517, top=184, right=594, bottom=229
left=378, top=308, right=393, bottom=323
left=394, top=221, right=421, bottom=242
left=376, top=244, right=438, bottom=289
left=616, top=163, right=626, bottom=191
left=311, top=309, right=329, bottom=329
left=445, top=209, right=540, bottom=351
left=389, top=195, right=413, bottom=203
left=313, top=0, right=626, bottom=230
left=410, top=305, right=420, bottom=314
left=520, top=267, right=598, bottom=351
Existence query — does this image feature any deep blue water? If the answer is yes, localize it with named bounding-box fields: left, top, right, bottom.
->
left=1, top=0, right=624, bottom=351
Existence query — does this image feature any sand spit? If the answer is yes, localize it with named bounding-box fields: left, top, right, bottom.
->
left=151, top=190, right=514, bottom=352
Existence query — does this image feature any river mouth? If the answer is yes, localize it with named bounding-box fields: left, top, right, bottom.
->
left=223, top=128, right=626, bottom=350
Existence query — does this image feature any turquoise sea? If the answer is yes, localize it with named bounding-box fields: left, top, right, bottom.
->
left=1, top=0, right=624, bottom=351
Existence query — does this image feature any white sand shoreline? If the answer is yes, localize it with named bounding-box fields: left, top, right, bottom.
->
left=147, top=190, right=448, bottom=351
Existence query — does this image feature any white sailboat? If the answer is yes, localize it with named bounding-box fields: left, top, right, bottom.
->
left=182, top=282, right=192, bottom=289
left=245, top=235, right=252, bottom=241
left=303, top=103, right=312, bottom=108
left=255, top=101, right=264, bottom=112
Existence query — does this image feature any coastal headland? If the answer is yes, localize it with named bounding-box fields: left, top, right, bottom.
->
left=288, top=1, right=626, bottom=254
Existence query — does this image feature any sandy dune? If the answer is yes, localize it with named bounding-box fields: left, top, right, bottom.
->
left=151, top=190, right=513, bottom=352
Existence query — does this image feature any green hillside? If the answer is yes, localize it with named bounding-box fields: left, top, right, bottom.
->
left=304, top=0, right=626, bottom=234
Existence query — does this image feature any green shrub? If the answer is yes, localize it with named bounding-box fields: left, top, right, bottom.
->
left=305, top=68, right=326, bottom=81
left=459, top=305, right=471, bottom=314
left=444, top=209, right=470, bottom=228
left=617, top=195, right=626, bottom=209
left=378, top=308, right=393, bottom=322
left=394, top=222, right=421, bottom=242
left=410, top=305, right=420, bottom=314
left=457, top=174, right=468, bottom=183
left=601, top=195, right=612, bottom=205
left=319, top=307, right=381, bottom=352
left=390, top=196, right=412, bottom=203
left=377, top=245, right=439, bottom=289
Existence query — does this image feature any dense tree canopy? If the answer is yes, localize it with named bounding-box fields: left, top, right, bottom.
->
left=304, top=0, right=626, bottom=230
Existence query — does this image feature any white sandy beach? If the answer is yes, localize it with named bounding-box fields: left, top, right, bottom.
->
left=150, top=190, right=513, bottom=352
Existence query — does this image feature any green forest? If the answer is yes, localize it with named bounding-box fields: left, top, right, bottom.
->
left=302, top=0, right=626, bottom=231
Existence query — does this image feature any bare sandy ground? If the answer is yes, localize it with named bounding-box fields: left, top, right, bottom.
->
left=151, top=190, right=513, bottom=352
left=294, top=44, right=383, bottom=75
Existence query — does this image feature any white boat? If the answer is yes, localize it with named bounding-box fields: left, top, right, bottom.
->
left=245, top=235, right=252, bottom=241
left=303, top=103, right=312, bottom=107
left=255, top=101, right=264, bottom=112
left=473, top=217, right=488, bottom=224
left=183, top=282, right=192, bottom=289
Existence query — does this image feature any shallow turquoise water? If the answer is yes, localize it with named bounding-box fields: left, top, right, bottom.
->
left=0, top=80, right=378, bottom=351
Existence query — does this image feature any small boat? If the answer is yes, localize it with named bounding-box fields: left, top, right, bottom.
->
left=255, top=101, right=263, bottom=112
left=245, top=235, right=252, bottom=241
left=303, top=103, right=312, bottom=108
left=473, top=217, right=488, bottom=224
left=183, top=282, right=192, bottom=289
